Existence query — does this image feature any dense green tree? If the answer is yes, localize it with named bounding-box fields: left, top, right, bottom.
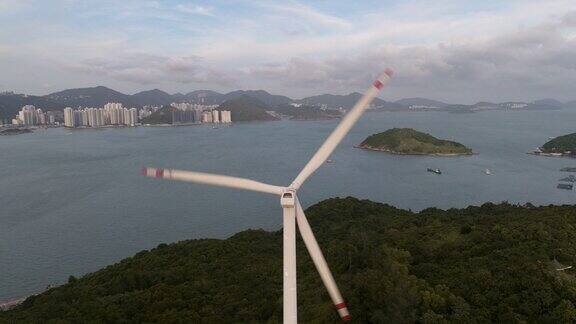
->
left=2, top=198, right=576, bottom=323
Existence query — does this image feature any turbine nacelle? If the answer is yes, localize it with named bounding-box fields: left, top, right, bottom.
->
left=280, top=190, right=296, bottom=208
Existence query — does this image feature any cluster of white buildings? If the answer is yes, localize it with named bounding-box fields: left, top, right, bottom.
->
left=170, top=102, right=231, bottom=124
left=408, top=105, right=440, bottom=110
left=9, top=101, right=232, bottom=129
left=200, top=110, right=232, bottom=123
left=64, top=103, right=138, bottom=128
left=12, top=105, right=56, bottom=126
left=501, top=102, right=528, bottom=109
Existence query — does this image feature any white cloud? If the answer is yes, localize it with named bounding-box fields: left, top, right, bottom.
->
left=0, top=0, right=30, bottom=14
left=258, top=1, right=351, bottom=29
left=1, top=0, right=576, bottom=100
left=176, top=4, right=214, bottom=17
left=66, top=53, right=235, bottom=86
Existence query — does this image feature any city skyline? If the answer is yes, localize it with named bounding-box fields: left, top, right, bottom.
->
left=1, top=1, right=576, bottom=103
left=8, top=102, right=232, bottom=127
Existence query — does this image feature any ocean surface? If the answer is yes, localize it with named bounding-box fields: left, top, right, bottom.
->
left=1, top=109, right=575, bottom=300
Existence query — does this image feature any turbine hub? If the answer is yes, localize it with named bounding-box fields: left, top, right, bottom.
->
left=280, top=189, right=296, bottom=207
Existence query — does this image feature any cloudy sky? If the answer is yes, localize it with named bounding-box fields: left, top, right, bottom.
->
left=1, top=0, right=575, bottom=102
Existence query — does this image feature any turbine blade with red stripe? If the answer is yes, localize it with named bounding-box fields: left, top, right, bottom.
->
left=295, top=198, right=351, bottom=321
left=290, top=69, right=393, bottom=190
left=142, top=167, right=285, bottom=195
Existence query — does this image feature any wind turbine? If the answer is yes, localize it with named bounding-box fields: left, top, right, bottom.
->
left=142, top=69, right=393, bottom=323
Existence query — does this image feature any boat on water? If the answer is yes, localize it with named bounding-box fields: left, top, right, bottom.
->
left=559, top=175, right=576, bottom=183
left=557, top=183, right=574, bottom=190
left=326, top=159, right=334, bottom=164
left=485, top=169, right=492, bottom=175
left=427, top=168, right=442, bottom=175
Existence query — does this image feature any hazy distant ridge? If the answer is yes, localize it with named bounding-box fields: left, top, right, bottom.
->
left=1, top=85, right=575, bottom=120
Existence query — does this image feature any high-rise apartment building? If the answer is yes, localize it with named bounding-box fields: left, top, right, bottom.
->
left=64, top=107, right=75, bottom=127
left=220, top=110, right=232, bottom=123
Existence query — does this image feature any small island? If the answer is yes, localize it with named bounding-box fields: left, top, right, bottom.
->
left=531, top=133, right=576, bottom=157
left=358, top=128, right=473, bottom=156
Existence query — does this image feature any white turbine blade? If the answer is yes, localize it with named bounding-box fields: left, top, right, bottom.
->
left=142, top=167, right=285, bottom=195
left=290, top=69, right=394, bottom=189
left=282, top=201, right=298, bottom=324
left=295, top=198, right=351, bottom=321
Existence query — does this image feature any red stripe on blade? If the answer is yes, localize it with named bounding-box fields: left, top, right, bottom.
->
left=141, top=167, right=148, bottom=176
left=155, top=169, right=164, bottom=178
left=335, top=302, right=347, bottom=310
left=384, top=68, right=394, bottom=78
left=342, top=315, right=352, bottom=321
left=373, top=80, right=383, bottom=90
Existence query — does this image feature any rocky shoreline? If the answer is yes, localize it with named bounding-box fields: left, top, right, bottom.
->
left=356, top=144, right=475, bottom=156
left=0, top=297, right=27, bottom=311
left=527, top=151, right=576, bottom=158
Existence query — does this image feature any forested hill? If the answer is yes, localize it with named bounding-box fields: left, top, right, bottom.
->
left=541, top=133, right=576, bottom=154
left=359, top=128, right=473, bottom=155
left=3, top=198, right=576, bottom=322
left=217, top=95, right=279, bottom=121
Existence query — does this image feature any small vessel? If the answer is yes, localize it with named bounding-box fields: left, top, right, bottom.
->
left=326, top=159, right=334, bottom=164
left=427, top=168, right=442, bottom=175
left=484, top=169, right=492, bottom=175
left=557, top=183, right=574, bottom=190
left=212, top=126, right=219, bottom=129
left=559, top=175, right=576, bottom=183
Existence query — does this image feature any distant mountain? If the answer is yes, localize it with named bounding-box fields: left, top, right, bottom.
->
left=533, top=98, right=564, bottom=107
left=395, top=97, right=449, bottom=108
left=299, top=92, right=388, bottom=109
left=272, top=104, right=341, bottom=120
left=132, top=89, right=173, bottom=107
left=222, top=90, right=292, bottom=107
left=181, top=89, right=291, bottom=106
left=217, top=96, right=278, bottom=122
left=472, top=101, right=497, bottom=107
left=3, top=84, right=573, bottom=123
left=46, top=86, right=134, bottom=108
left=183, top=90, right=224, bottom=105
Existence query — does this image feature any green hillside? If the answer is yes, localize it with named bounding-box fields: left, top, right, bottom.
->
left=140, top=105, right=175, bottom=125
left=273, top=104, right=341, bottom=120
left=218, top=95, right=279, bottom=122
left=3, top=198, right=576, bottom=322
left=359, top=128, right=472, bottom=155
left=542, top=133, right=576, bottom=155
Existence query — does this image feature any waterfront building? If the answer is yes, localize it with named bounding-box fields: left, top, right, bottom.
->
left=172, top=109, right=196, bottom=124
left=64, top=107, right=75, bottom=127
left=47, top=112, right=56, bottom=125
left=212, top=110, right=220, bottom=123
left=220, top=110, right=232, bottom=123
left=104, top=103, right=124, bottom=125
left=202, top=111, right=213, bottom=123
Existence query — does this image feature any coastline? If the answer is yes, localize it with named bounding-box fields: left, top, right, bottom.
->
left=356, top=144, right=475, bottom=156
left=0, top=297, right=28, bottom=311
left=527, top=151, right=576, bottom=158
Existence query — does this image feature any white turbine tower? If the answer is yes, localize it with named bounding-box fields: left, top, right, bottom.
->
left=143, top=69, right=393, bottom=323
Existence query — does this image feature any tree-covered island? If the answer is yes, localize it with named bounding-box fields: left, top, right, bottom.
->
left=533, top=133, right=576, bottom=157
left=358, top=128, right=473, bottom=156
